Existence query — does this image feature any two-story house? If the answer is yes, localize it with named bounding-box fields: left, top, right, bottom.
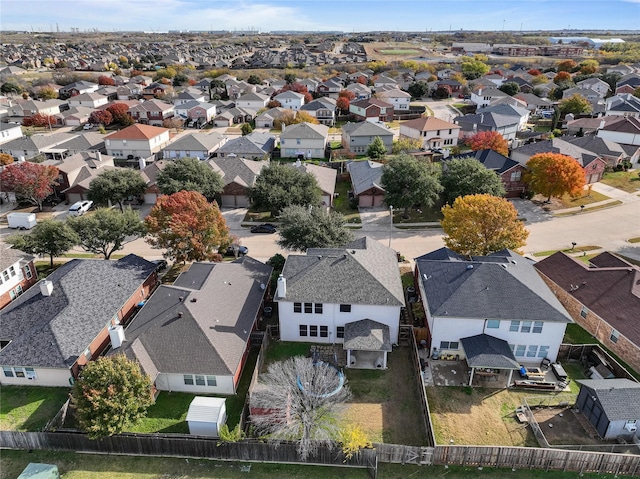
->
left=273, top=91, right=306, bottom=111
left=279, top=122, right=329, bottom=159
left=350, top=98, right=394, bottom=122
left=472, top=149, right=528, bottom=198
left=236, top=92, right=270, bottom=110
left=341, top=121, right=394, bottom=155
left=0, top=245, right=37, bottom=310
left=67, top=93, right=109, bottom=109
left=104, top=124, right=171, bottom=161
left=375, top=88, right=411, bottom=111
left=399, top=116, right=461, bottom=150
left=129, top=100, right=175, bottom=126
left=299, top=97, right=337, bottom=126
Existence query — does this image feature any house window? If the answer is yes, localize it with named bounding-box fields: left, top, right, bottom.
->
left=9, top=266, right=15, bottom=277
left=510, top=171, right=521, bottom=182
left=514, top=345, right=526, bottom=357
left=315, top=303, right=323, bottom=314
left=532, top=322, right=543, bottom=334
left=439, top=341, right=459, bottom=350
left=304, top=303, right=313, bottom=313
left=183, top=375, right=194, bottom=385
left=296, top=139, right=301, bottom=145
left=15, top=285, right=23, bottom=296
left=340, top=304, right=351, bottom=313
left=195, top=375, right=206, bottom=386
left=14, top=367, right=25, bottom=378
left=206, top=376, right=217, bottom=386
left=538, top=346, right=549, bottom=358
left=520, top=321, right=532, bottom=333
left=24, top=265, right=33, bottom=280
left=320, top=326, right=328, bottom=338
left=9, top=290, right=16, bottom=301
left=310, top=325, right=318, bottom=337
left=526, top=345, right=538, bottom=357
left=610, top=329, right=620, bottom=343
left=84, top=348, right=91, bottom=360
left=2, top=271, right=9, bottom=282
left=486, top=320, right=500, bottom=329
left=3, top=367, right=14, bottom=377
left=299, top=325, right=308, bottom=337
left=294, top=303, right=302, bottom=313
left=580, top=306, right=588, bottom=318
left=509, top=321, right=520, bottom=332
left=336, top=326, right=345, bottom=339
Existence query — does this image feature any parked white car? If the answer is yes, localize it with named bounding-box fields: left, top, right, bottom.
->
left=68, top=200, right=93, bottom=216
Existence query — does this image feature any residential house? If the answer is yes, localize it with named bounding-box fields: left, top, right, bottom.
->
left=455, top=111, right=521, bottom=142
left=347, top=159, right=385, bottom=207
left=129, top=100, right=175, bottom=126
left=473, top=149, right=528, bottom=198
left=162, top=132, right=226, bottom=161
left=350, top=98, right=394, bottom=123
left=254, top=107, right=288, bottom=129
left=174, top=101, right=217, bottom=127
left=173, top=90, right=207, bottom=106
left=214, top=132, right=275, bottom=160
left=615, top=74, right=640, bottom=95
left=212, top=105, right=255, bottom=127
left=42, top=151, right=114, bottom=201
left=209, top=156, right=267, bottom=208
left=346, top=82, right=372, bottom=101
left=7, top=99, right=64, bottom=119
left=511, top=137, right=607, bottom=184
left=514, top=93, right=553, bottom=115
left=575, top=379, right=640, bottom=440
left=576, top=78, right=611, bottom=98
left=415, top=248, right=573, bottom=372
left=279, top=122, right=329, bottom=159
left=0, top=245, right=37, bottom=310
left=373, top=75, right=398, bottom=90
left=140, top=159, right=170, bottom=204
left=534, top=251, right=640, bottom=374
left=399, top=116, right=461, bottom=150
left=470, top=88, right=509, bottom=108
left=434, top=79, right=463, bottom=95
left=142, top=82, right=172, bottom=100
left=317, top=78, right=343, bottom=98
left=0, top=133, right=77, bottom=161
left=291, top=160, right=337, bottom=207
left=376, top=88, right=411, bottom=111
left=273, top=91, right=306, bottom=111
left=300, top=97, right=337, bottom=126
left=115, top=258, right=271, bottom=394
left=606, top=94, right=640, bottom=118
left=341, top=121, right=394, bottom=155
left=0, top=123, right=23, bottom=145
left=67, top=92, right=109, bottom=109
left=597, top=116, right=640, bottom=147
left=563, top=135, right=631, bottom=168
left=104, top=124, right=171, bottom=162
left=0, top=255, right=158, bottom=387
left=235, top=92, right=270, bottom=110
left=59, top=80, right=100, bottom=98
left=56, top=106, right=94, bottom=127
left=54, top=132, right=105, bottom=156
left=562, top=87, right=603, bottom=105
left=275, top=237, right=405, bottom=369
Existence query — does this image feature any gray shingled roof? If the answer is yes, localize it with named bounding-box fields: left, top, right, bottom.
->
left=461, top=334, right=520, bottom=369
left=0, top=255, right=155, bottom=369
left=343, top=319, right=391, bottom=351
left=577, top=379, right=640, bottom=420
left=278, top=237, right=404, bottom=307
left=342, top=121, right=394, bottom=137
left=291, top=161, right=336, bottom=196
left=474, top=149, right=521, bottom=174
left=415, top=248, right=572, bottom=323
left=216, top=133, right=275, bottom=156
left=0, top=244, right=34, bottom=272
left=209, top=156, right=266, bottom=188
left=117, top=257, right=272, bottom=377
left=347, top=160, right=384, bottom=195
left=280, top=122, right=329, bottom=140
left=512, top=138, right=599, bottom=167
left=54, top=132, right=105, bottom=152
left=165, top=132, right=225, bottom=152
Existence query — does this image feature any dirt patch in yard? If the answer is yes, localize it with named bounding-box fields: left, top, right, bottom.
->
left=532, top=407, right=599, bottom=446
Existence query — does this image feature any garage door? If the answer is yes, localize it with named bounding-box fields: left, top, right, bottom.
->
left=66, top=193, right=83, bottom=204
left=372, top=195, right=384, bottom=207
left=144, top=193, right=158, bottom=205
left=221, top=195, right=236, bottom=207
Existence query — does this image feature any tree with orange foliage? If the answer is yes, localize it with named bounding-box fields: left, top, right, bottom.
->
left=98, top=75, right=115, bottom=86
left=556, top=59, right=577, bottom=73
left=0, top=153, right=14, bottom=165
left=336, top=96, right=350, bottom=113
left=338, top=90, right=356, bottom=101
left=525, top=153, right=586, bottom=202
left=553, top=71, right=572, bottom=84
left=467, top=131, right=509, bottom=156
left=22, top=113, right=55, bottom=128
left=145, top=191, right=231, bottom=263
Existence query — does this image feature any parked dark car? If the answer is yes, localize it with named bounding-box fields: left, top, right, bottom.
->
left=250, top=223, right=277, bottom=234
left=224, top=245, right=249, bottom=256
left=151, top=259, right=168, bottom=271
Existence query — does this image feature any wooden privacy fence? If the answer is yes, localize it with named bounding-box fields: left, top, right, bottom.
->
left=0, top=431, right=376, bottom=471
left=434, top=445, right=640, bottom=476
left=374, top=443, right=433, bottom=465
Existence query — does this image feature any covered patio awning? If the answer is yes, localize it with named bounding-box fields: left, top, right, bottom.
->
left=343, top=319, right=392, bottom=352
left=460, top=333, right=520, bottom=387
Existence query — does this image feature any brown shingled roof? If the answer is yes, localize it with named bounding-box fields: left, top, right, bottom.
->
left=105, top=124, right=169, bottom=140
left=400, top=116, right=460, bottom=132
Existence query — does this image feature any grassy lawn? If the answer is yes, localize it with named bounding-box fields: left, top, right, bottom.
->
left=600, top=170, right=640, bottom=193
left=333, top=180, right=361, bottom=223
left=532, top=245, right=601, bottom=257
left=126, top=348, right=259, bottom=433
left=264, top=340, right=311, bottom=364
left=0, top=450, right=612, bottom=479
left=554, top=200, right=623, bottom=216
left=557, top=189, right=609, bottom=208
left=392, top=201, right=443, bottom=223
left=628, top=237, right=640, bottom=243
left=563, top=323, right=597, bottom=344
left=0, top=386, right=70, bottom=432
left=243, top=209, right=274, bottom=222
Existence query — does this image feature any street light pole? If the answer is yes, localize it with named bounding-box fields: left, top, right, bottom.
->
left=388, top=205, right=393, bottom=248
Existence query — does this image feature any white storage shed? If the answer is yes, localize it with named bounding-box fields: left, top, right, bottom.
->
left=186, top=396, right=227, bottom=437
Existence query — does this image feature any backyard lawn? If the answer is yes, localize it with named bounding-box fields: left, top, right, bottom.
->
left=600, top=170, right=640, bottom=193
left=333, top=179, right=361, bottom=223
left=0, top=386, right=70, bottom=432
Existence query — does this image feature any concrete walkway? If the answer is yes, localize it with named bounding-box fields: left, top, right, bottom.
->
left=551, top=181, right=640, bottom=216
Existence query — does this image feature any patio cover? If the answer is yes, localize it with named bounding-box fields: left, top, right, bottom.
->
left=460, top=333, right=520, bottom=370
left=343, top=319, right=392, bottom=351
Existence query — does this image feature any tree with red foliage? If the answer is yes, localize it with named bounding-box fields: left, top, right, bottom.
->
left=525, top=153, right=586, bottom=202
left=336, top=96, right=350, bottom=113
left=278, top=82, right=309, bottom=95
left=303, top=92, right=313, bottom=104
left=188, top=78, right=197, bottom=86
left=357, top=76, right=368, bottom=85
left=338, top=90, right=355, bottom=101
left=554, top=71, right=572, bottom=84
left=106, top=103, right=133, bottom=126
left=22, top=113, right=55, bottom=128
left=528, top=69, right=542, bottom=76
left=0, top=162, right=59, bottom=210
left=89, top=109, right=113, bottom=126
left=145, top=191, right=231, bottom=263
left=267, top=100, right=282, bottom=108
left=98, top=75, right=115, bottom=86
left=467, top=131, right=509, bottom=156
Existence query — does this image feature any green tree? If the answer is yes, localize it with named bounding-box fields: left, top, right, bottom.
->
left=6, top=220, right=79, bottom=268
left=37, top=86, right=58, bottom=100
left=1, top=81, right=23, bottom=94
left=392, top=137, right=422, bottom=154
left=559, top=94, right=592, bottom=116
left=381, top=153, right=443, bottom=217
left=87, top=168, right=147, bottom=212
left=461, top=57, right=490, bottom=80
left=156, top=157, right=224, bottom=201
left=145, top=191, right=231, bottom=263
left=241, top=122, right=254, bottom=136
left=277, top=205, right=354, bottom=252
left=441, top=158, right=506, bottom=204
left=441, top=194, right=529, bottom=256
left=284, top=73, right=297, bottom=84
left=498, top=81, right=520, bottom=96
left=68, top=207, right=146, bottom=259
left=366, top=136, right=388, bottom=159
left=249, top=163, right=322, bottom=216
left=247, top=74, right=261, bottom=85
left=72, top=355, right=153, bottom=439
left=407, top=81, right=430, bottom=99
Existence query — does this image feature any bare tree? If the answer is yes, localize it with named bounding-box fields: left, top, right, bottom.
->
left=250, top=356, right=351, bottom=460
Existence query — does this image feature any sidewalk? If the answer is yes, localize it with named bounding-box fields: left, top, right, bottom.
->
left=551, top=181, right=639, bottom=216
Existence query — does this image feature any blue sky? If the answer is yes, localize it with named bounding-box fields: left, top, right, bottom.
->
left=1, top=0, right=639, bottom=33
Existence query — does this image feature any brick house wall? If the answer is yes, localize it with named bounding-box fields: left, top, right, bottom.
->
left=538, top=273, right=640, bottom=373
left=500, top=165, right=528, bottom=198
left=584, top=158, right=607, bottom=184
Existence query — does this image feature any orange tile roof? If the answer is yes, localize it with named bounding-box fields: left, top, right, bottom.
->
left=400, top=116, right=460, bottom=132
left=105, top=124, right=169, bottom=140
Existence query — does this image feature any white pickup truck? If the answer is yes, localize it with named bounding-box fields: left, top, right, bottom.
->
left=68, top=200, right=93, bottom=217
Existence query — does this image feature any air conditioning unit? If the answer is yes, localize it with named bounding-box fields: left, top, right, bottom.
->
left=624, top=423, right=637, bottom=433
